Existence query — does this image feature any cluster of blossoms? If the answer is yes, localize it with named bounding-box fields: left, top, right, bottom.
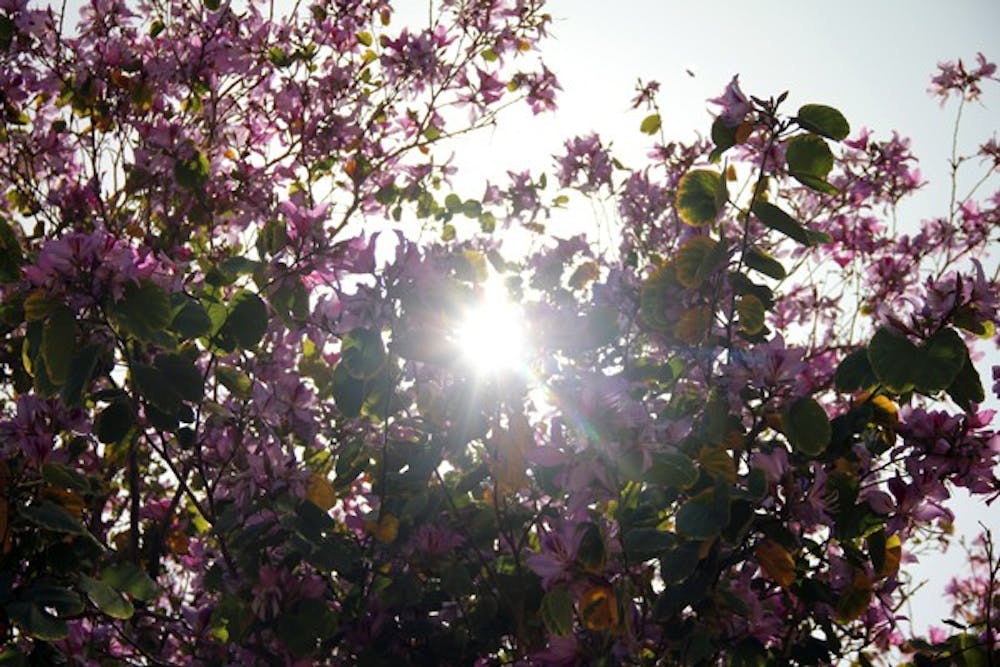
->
left=0, top=0, right=998, bottom=664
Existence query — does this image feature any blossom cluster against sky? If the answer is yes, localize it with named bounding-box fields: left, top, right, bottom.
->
left=434, top=0, right=1000, bottom=633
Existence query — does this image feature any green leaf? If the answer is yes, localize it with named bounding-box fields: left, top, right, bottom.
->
left=792, top=172, right=839, bottom=195
left=101, top=563, right=158, bottom=601
left=947, top=354, right=985, bottom=410
left=674, top=237, right=727, bottom=288
left=274, top=598, right=337, bottom=657
left=786, top=134, right=834, bottom=178
left=834, top=348, right=877, bottom=393
left=915, top=327, right=966, bottom=393
left=221, top=290, right=268, bottom=349
left=133, top=363, right=182, bottom=414
left=751, top=201, right=814, bottom=246
left=796, top=104, right=850, bottom=141
left=154, top=353, right=204, bottom=403
left=174, top=150, right=210, bottom=189
left=868, top=328, right=918, bottom=392
left=41, top=306, right=76, bottom=386
left=80, top=576, right=134, bottom=620
left=676, top=170, right=723, bottom=226
left=42, top=463, right=89, bottom=493
left=5, top=601, right=68, bottom=641
left=744, top=248, right=786, bottom=280
left=60, top=343, right=102, bottom=406
left=640, top=113, right=661, bottom=135
left=676, top=484, right=730, bottom=540
left=577, top=522, right=606, bottom=571
left=20, top=500, right=86, bottom=534
left=659, top=541, right=702, bottom=583
left=737, top=294, right=766, bottom=335
left=114, top=280, right=172, bottom=341
left=623, top=528, right=676, bottom=562
left=216, top=366, right=252, bottom=399
left=171, top=296, right=212, bottom=339
left=332, top=363, right=365, bottom=418
left=270, top=279, right=309, bottom=325
left=644, top=452, right=698, bottom=490
left=710, top=117, right=737, bottom=160
left=96, top=399, right=135, bottom=443
left=783, top=397, right=830, bottom=456
left=0, top=217, right=24, bottom=283
left=540, top=586, right=574, bottom=636
left=341, top=328, right=386, bottom=380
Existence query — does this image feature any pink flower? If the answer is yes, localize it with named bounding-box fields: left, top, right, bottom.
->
left=709, top=75, right=751, bottom=127
left=526, top=522, right=586, bottom=588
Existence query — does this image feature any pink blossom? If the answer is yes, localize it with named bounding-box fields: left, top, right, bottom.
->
left=709, top=75, right=751, bottom=127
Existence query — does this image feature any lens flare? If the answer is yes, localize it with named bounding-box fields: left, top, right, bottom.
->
left=454, top=285, right=526, bottom=376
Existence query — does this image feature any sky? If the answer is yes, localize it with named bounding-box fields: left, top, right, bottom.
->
left=441, top=0, right=1000, bottom=634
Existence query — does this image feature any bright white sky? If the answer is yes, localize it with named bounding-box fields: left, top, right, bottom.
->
left=442, top=0, right=999, bottom=636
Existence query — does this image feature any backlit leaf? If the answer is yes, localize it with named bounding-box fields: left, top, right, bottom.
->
left=540, top=586, right=574, bottom=636
left=835, top=348, right=877, bottom=393
left=752, top=201, right=813, bottom=246
left=221, top=290, right=268, bottom=350
left=756, top=539, right=795, bottom=588
left=915, top=327, right=966, bottom=392
left=578, top=585, right=618, bottom=632
left=736, top=294, right=765, bottom=335
left=675, top=236, right=727, bottom=288
left=786, top=134, right=833, bottom=178
left=744, top=248, right=786, bottom=280
left=5, top=602, right=68, bottom=641
left=783, top=397, right=830, bottom=456
left=796, top=104, right=850, bottom=141
left=114, top=280, right=171, bottom=341
left=640, top=113, right=661, bottom=135
left=96, top=399, right=135, bottom=444
left=834, top=570, right=872, bottom=623
left=676, top=170, right=723, bottom=226
left=41, top=306, right=76, bottom=386
left=80, top=576, right=134, bottom=620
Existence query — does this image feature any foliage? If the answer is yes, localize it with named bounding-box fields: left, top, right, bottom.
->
left=0, top=1, right=998, bottom=664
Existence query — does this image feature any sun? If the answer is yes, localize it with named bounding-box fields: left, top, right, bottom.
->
left=454, top=282, right=527, bottom=376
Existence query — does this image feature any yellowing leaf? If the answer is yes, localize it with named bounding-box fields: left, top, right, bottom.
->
left=569, top=261, right=600, bottom=290
left=756, top=539, right=795, bottom=589
left=306, top=473, right=336, bottom=511
left=40, top=486, right=85, bottom=516
left=675, top=236, right=722, bottom=288
left=367, top=513, right=399, bottom=544
left=835, top=570, right=872, bottom=622
left=640, top=113, right=661, bottom=135
left=880, top=534, right=902, bottom=578
left=736, top=294, right=766, bottom=335
left=674, top=305, right=712, bottom=345
left=698, top=447, right=736, bottom=484
left=578, top=585, right=619, bottom=632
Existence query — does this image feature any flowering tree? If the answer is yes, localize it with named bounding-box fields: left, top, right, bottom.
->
left=0, top=0, right=998, bottom=664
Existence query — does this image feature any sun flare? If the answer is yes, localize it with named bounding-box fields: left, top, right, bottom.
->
left=454, top=286, right=527, bottom=376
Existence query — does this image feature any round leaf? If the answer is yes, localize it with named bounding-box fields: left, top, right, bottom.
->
left=786, top=134, right=834, bottom=178
left=914, top=327, right=966, bottom=392
left=867, top=327, right=919, bottom=392
left=676, top=170, right=723, bottom=226
left=783, top=396, right=830, bottom=456
left=796, top=104, right=850, bottom=141
left=222, top=290, right=268, bottom=350
left=675, top=237, right=727, bottom=288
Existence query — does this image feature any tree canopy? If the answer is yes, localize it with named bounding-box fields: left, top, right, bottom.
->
left=0, top=1, right=998, bottom=665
